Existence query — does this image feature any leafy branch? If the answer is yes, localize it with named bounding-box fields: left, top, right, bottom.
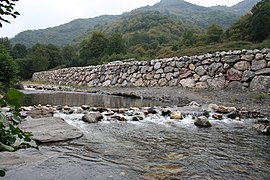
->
left=0, top=0, right=20, bottom=27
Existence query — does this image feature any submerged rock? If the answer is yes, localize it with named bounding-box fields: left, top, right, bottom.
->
left=82, top=112, right=103, bottom=123
left=194, top=116, right=212, bottom=128
left=19, top=117, right=83, bottom=143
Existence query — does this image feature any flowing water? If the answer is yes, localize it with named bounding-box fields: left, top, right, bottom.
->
left=21, top=89, right=165, bottom=108
left=2, top=90, right=270, bottom=179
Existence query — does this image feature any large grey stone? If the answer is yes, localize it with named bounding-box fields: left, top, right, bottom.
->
left=266, top=53, right=270, bottom=61
left=164, top=66, right=174, bottom=73
left=251, top=60, right=267, bottom=71
left=234, top=61, right=250, bottom=71
left=207, top=76, right=226, bottom=89
left=180, top=78, right=195, bottom=88
left=242, top=70, right=255, bottom=82
left=154, top=62, right=161, bottom=70
left=194, top=116, right=212, bottom=128
left=221, top=55, right=240, bottom=63
left=82, top=112, right=103, bottom=123
left=195, top=82, right=208, bottom=89
left=195, top=66, right=206, bottom=76
left=241, top=54, right=254, bottom=61
left=255, top=68, right=270, bottom=75
left=250, top=76, right=270, bottom=91
left=19, top=117, right=83, bottom=143
left=208, top=63, right=223, bottom=76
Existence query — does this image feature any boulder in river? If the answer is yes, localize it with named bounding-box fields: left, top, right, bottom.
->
left=254, top=124, right=270, bottom=135
left=111, top=114, right=128, bottom=121
left=194, top=116, right=212, bottom=128
left=209, top=104, right=236, bottom=114
left=19, top=117, right=83, bottom=143
left=170, top=111, right=183, bottom=120
left=227, top=111, right=239, bottom=119
left=212, top=113, right=223, bottom=120
left=82, top=112, right=103, bottom=123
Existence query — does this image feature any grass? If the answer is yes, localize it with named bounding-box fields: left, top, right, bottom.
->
left=255, top=92, right=269, bottom=101
left=175, top=40, right=270, bottom=57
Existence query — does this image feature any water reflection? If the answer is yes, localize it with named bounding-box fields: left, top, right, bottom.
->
left=21, top=90, right=164, bottom=108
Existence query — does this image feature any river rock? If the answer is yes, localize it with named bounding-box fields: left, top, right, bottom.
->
left=146, top=107, right=157, bottom=114
left=170, top=111, right=183, bottom=120
left=212, top=113, right=223, bottom=120
left=111, top=114, right=128, bottom=121
left=254, top=124, right=270, bottom=135
left=19, top=117, right=83, bottom=143
left=161, top=108, right=171, bottom=116
left=26, top=108, right=54, bottom=118
left=227, top=111, right=239, bottom=119
left=81, top=105, right=90, bottom=110
left=82, top=112, right=103, bottom=123
left=194, top=116, right=212, bottom=128
left=209, top=104, right=236, bottom=114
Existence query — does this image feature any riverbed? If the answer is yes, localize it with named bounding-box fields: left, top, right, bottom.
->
left=1, top=89, right=270, bottom=179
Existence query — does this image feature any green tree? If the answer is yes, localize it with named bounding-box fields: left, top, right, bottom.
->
left=12, top=43, right=28, bottom=59
left=80, top=32, right=108, bottom=65
left=15, top=57, right=34, bottom=79
left=46, top=44, right=63, bottom=69
left=107, top=33, right=126, bottom=55
left=250, top=0, right=270, bottom=42
left=62, top=45, right=80, bottom=67
left=0, top=0, right=20, bottom=27
left=182, top=29, right=196, bottom=46
left=0, top=45, right=18, bottom=90
left=28, top=43, right=49, bottom=72
left=225, top=13, right=252, bottom=41
left=0, top=37, right=12, bottom=52
left=205, top=24, right=223, bottom=44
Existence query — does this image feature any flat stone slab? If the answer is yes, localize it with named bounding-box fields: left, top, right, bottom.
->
left=19, top=117, right=83, bottom=143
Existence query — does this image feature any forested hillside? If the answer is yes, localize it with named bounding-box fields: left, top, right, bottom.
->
left=11, top=15, right=119, bottom=48
left=1, top=0, right=268, bottom=81
left=10, top=0, right=259, bottom=48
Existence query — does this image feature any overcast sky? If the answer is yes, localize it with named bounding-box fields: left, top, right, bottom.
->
left=0, top=0, right=243, bottom=38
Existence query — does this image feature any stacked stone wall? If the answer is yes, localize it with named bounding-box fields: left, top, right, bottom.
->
left=32, top=49, right=270, bottom=91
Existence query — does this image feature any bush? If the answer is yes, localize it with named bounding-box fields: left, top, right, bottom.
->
left=0, top=45, right=19, bottom=91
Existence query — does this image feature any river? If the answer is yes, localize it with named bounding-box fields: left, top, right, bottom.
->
left=2, top=90, right=270, bottom=179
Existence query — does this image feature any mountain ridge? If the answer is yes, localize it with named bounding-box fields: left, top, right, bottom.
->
left=10, top=0, right=260, bottom=48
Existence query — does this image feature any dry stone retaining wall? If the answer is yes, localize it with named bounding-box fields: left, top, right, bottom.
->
left=32, top=49, right=270, bottom=91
